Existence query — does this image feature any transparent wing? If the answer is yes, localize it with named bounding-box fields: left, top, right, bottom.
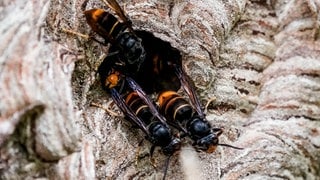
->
left=125, top=77, right=169, bottom=127
left=110, top=88, right=150, bottom=136
left=174, top=65, right=205, bottom=118
left=102, top=0, right=132, bottom=28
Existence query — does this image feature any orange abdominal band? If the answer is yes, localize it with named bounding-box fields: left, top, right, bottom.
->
left=158, top=91, right=177, bottom=108
left=91, top=9, right=105, bottom=21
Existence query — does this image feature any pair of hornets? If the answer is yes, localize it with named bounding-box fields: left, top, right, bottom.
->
left=82, top=0, right=242, bottom=178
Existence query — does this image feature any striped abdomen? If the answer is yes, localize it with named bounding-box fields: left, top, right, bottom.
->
left=157, top=91, right=193, bottom=123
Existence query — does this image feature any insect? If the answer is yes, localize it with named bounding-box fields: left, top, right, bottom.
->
left=106, top=77, right=181, bottom=180
left=83, top=3, right=145, bottom=94
left=157, top=66, right=243, bottom=153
